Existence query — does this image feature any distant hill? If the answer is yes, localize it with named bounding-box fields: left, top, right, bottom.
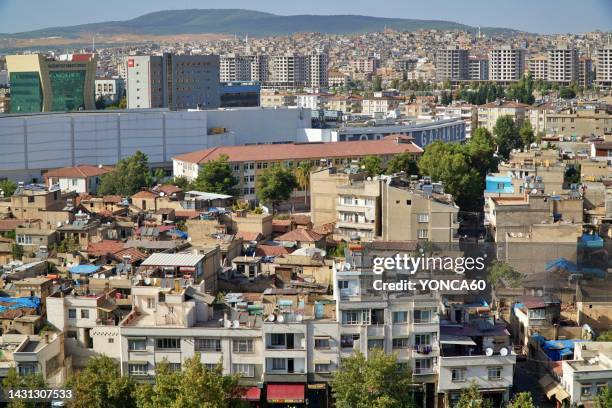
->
left=1, top=9, right=522, bottom=39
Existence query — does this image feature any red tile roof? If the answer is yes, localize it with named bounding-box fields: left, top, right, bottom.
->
left=256, top=245, right=294, bottom=257
left=86, top=240, right=125, bottom=256
left=103, top=195, right=122, bottom=203
left=45, top=164, right=114, bottom=179
left=131, top=190, right=157, bottom=199
left=173, top=139, right=422, bottom=164
left=174, top=210, right=202, bottom=219
left=275, top=229, right=323, bottom=242
left=113, top=247, right=147, bottom=262
left=157, top=185, right=183, bottom=196
left=0, top=219, right=23, bottom=231
left=236, top=231, right=263, bottom=242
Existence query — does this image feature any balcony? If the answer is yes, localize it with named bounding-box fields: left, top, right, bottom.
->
left=264, top=372, right=307, bottom=383
left=336, top=220, right=376, bottom=230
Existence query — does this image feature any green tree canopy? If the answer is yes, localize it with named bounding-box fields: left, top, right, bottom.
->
left=519, top=119, right=535, bottom=147
left=294, top=162, right=312, bottom=205
left=332, top=349, right=415, bottom=408
left=559, top=87, right=577, bottom=99
left=386, top=152, right=419, bottom=176
left=597, top=330, right=612, bottom=342
left=493, top=115, right=521, bottom=160
left=505, top=73, right=535, bottom=104
left=506, top=392, right=536, bottom=408
left=191, top=154, right=238, bottom=196
left=98, top=151, right=152, bottom=196
left=68, top=355, right=136, bottom=408
left=360, top=155, right=385, bottom=177
left=489, top=261, right=523, bottom=288
left=2, top=367, right=47, bottom=408
left=0, top=179, right=17, bottom=197
left=596, top=385, right=612, bottom=408
left=11, top=244, right=24, bottom=261
left=255, top=166, right=298, bottom=213
left=465, top=128, right=498, bottom=178
left=166, top=176, right=191, bottom=191
left=455, top=382, right=493, bottom=408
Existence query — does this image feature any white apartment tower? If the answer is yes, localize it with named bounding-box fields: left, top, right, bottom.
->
left=468, top=56, right=489, bottom=81
left=308, top=52, right=329, bottom=89
left=220, top=54, right=252, bottom=82
left=436, top=46, right=469, bottom=81
left=527, top=55, right=548, bottom=80
left=547, top=46, right=579, bottom=84
left=488, top=46, right=525, bottom=81
left=267, top=54, right=308, bottom=89
left=596, top=46, right=612, bottom=90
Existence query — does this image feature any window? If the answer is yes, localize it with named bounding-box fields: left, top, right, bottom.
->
left=414, top=358, right=432, bottom=374
left=16, top=235, right=32, bottom=245
left=393, top=311, right=408, bottom=323
left=233, top=364, right=255, bottom=377
left=392, top=338, right=410, bottom=349
left=342, top=310, right=359, bottom=325
left=368, top=339, right=384, bottom=349
left=194, top=338, right=221, bottom=352
left=341, top=334, right=359, bottom=348
left=406, top=200, right=412, bottom=205
left=342, top=196, right=352, bottom=205
left=270, top=333, right=287, bottom=347
left=338, top=280, right=349, bottom=290
left=528, top=308, right=546, bottom=320
left=418, top=214, right=429, bottom=223
left=68, top=308, right=76, bottom=319
left=128, top=339, right=146, bottom=351
left=108, top=338, right=114, bottom=344
left=414, top=309, right=432, bottom=323
left=168, top=363, right=181, bottom=372
left=146, top=298, right=155, bottom=309
left=80, top=309, right=89, bottom=319
left=271, top=358, right=286, bottom=371
left=451, top=368, right=466, bottom=382
left=315, top=363, right=331, bottom=373
left=232, top=339, right=254, bottom=353
left=487, top=366, right=502, bottom=380
left=415, top=334, right=431, bottom=346
left=156, top=338, right=180, bottom=350
left=314, top=337, right=330, bottom=349
left=128, top=363, right=148, bottom=376
left=581, top=384, right=593, bottom=396
left=597, top=383, right=607, bottom=395
left=204, top=363, right=218, bottom=370
left=417, top=229, right=428, bottom=239
left=18, top=364, right=38, bottom=375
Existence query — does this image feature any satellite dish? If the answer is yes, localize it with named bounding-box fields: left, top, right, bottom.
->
left=296, top=314, right=303, bottom=322
left=223, top=320, right=231, bottom=328
left=135, top=274, right=143, bottom=281
left=485, top=348, right=494, bottom=356
left=144, top=278, right=152, bottom=286
left=267, top=314, right=276, bottom=322
left=500, top=347, right=508, bottom=356
left=232, top=320, right=240, bottom=328
left=277, top=314, right=285, bottom=323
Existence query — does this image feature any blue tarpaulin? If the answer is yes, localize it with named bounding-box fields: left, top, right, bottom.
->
left=579, top=234, right=604, bottom=249
left=169, top=229, right=188, bottom=239
left=545, top=257, right=606, bottom=278
left=0, top=296, right=41, bottom=313
left=69, top=264, right=100, bottom=275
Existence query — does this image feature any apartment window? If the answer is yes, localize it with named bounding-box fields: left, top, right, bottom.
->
left=314, top=337, right=330, bottom=349
left=18, top=364, right=38, bottom=375
left=392, top=338, right=410, bottom=349
left=528, top=308, right=546, bottom=320
left=168, top=363, right=181, bottom=372
left=68, top=309, right=76, bottom=319
left=341, top=334, right=359, bottom=348
left=232, top=339, right=254, bottom=353
left=128, top=363, right=148, bottom=376
left=414, top=310, right=433, bottom=323
left=128, top=339, right=146, bottom=351
left=146, top=298, right=155, bottom=309
left=415, top=334, right=431, bottom=346
left=393, top=311, right=408, bottom=324
left=204, top=363, right=218, bottom=371
left=232, top=364, right=255, bottom=377
left=16, top=235, right=32, bottom=245
left=365, top=198, right=375, bottom=206
left=194, top=338, right=221, bottom=352
left=417, top=229, right=429, bottom=239
left=368, top=339, right=384, bottom=350
left=342, top=310, right=359, bottom=325
left=342, top=196, right=352, bottom=205
left=406, top=200, right=412, bottom=205
left=597, top=383, right=607, bottom=395
left=487, top=366, right=502, bottom=380
left=156, top=338, right=180, bottom=350
left=581, top=384, right=593, bottom=397
left=270, top=333, right=287, bottom=348
left=315, top=363, right=331, bottom=373
left=271, top=358, right=286, bottom=371
left=232, top=164, right=240, bottom=171
left=338, top=280, right=349, bottom=290
left=418, top=214, right=429, bottom=223
left=108, top=338, right=114, bottom=344
left=80, top=309, right=89, bottom=319
left=414, top=358, right=432, bottom=374
left=398, top=362, right=410, bottom=372
left=451, top=368, right=466, bottom=382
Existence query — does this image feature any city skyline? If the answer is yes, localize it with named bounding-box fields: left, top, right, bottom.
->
left=0, top=0, right=611, bottom=35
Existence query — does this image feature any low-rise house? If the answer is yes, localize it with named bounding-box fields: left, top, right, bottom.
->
left=274, top=229, right=325, bottom=250
left=45, top=165, right=114, bottom=194
left=561, top=341, right=612, bottom=406
left=511, top=295, right=561, bottom=348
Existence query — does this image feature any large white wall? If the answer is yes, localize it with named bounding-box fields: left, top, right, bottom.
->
left=0, top=107, right=312, bottom=181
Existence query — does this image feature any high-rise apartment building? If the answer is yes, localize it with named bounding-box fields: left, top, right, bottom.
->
left=578, top=56, right=593, bottom=88
left=6, top=53, right=97, bottom=113
left=527, top=54, right=548, bottom=80
left=488, top=46, right=525, bottom=81
left=547, top=46, right=578, bottom=84
left=220, top=54, right=252, bottom=82
left=248, top=55, right=269, bottom=82
left=435, top=46, right=469, bottom=81
left=126, top=53, right=220, bottom=110
left=307, top=52, right=329, bottom=89
left=468, top=56, right=489, bottom=80
left=267, top=54, right=308, bottom=89
left=595, top=46, right=612, bottom=90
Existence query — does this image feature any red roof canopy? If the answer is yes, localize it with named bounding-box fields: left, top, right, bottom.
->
left=266, top=384, right=305, bottom=403
left=241, top=387, right=261, bottom=401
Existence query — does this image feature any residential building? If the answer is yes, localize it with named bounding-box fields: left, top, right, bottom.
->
left=547, top=46, right=579, bottom=84
left=45, top=164, right=114, bottom=194
left=95, top=77, right=124, bottom=104
left=477, top=101, right=529, bottom=132
left=6, top=53, right=97, bottom=112
left=125, top=53, right=220, bottom=110
left=595, top=45, right=612, bottom=90
left=2, top=184, right=74, bottom=227
left=468, top=56, right=489, bottom=81
left=267, top=54, right=308, bottom=89
left=361, top=96, right=403, bottom=116
left=349, top=58, right=380, bottom=74
left=488, top=46, right=525, bottom=81
left=220, top=54, right=252, bottom=82
left=561, top=342, right=612, bottom=406
left=172, top=137, right=422, bottom=202
left=435, top=46, right=469, bottom=82
left=547, top=108, right=612, bottom=139
left=527, top=54, right=548, bottom=80
left=308, top=52, right=329, bottom=89
left=579, top=56, right=594, bottom=88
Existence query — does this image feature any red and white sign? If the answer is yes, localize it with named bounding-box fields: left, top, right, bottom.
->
left=127, top=58, right=134, bottom=68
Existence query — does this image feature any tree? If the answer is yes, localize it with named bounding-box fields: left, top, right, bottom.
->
left=596, top=330, right=612, bottom=341
left=455, top=382, right=493, bottom=408
left=3, top=367, right=48, bottom=408
left=505, top=73, right=535, bottom=104
left=372, top=76, right=383, bottom=92
left=68, top=355, right=136, bottom=408
left=519, top=119, right=535, bottom=147
left=95, top=97, right=107, bottom=110
left=153, top=168, right=166, bottom=185
left=0, top=179, right=17, bottom=197
left=559, top=87, right=576, bottom=99
left=360, top=156, right=384, bottom=177
left=256, top=166, right=297, bottom=214
left=332, top=349, right=415, bottom=408
left=493, top=115, right=521, bottom=160
left=506, top=392, right=536, bottom=408
left=166, top=176, right=191, bottom=191
left=596, top=385, right=612, bottom=408
left=98, top=151, right=152, bottom=196
left=489, top=261, right=523, bottom=288
left=294, top=162, right=312, bottom=205
left=11, top=244, right=24, bottom=261
left=386, top=152, right=419, bottom=176
left=191, top=155, right=238, bottom=196
left=465, top=128, right=498, bottom=178
left=564, top=165, right=581, bottom=186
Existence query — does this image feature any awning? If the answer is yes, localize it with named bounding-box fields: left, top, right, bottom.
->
left=266, top=384, right=305, bottom=404
left=439, top=335, right=477, bottom=346
left=241, top=387, right=261, bottom=402
left=539, top=375, right=569, bottom=402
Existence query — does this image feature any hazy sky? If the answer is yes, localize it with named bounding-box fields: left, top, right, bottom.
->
left=0, top=0, right=611, bottom=34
